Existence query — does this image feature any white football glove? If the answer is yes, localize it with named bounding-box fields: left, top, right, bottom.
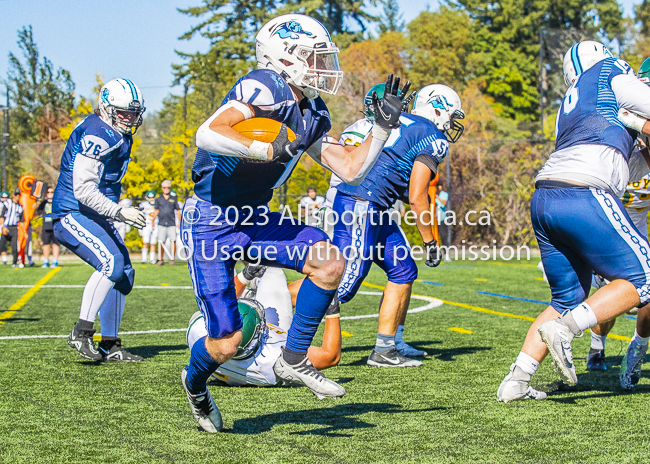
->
left=618, top=108, right=648, bottom=133
left=115, top=207, right=146, bottom=229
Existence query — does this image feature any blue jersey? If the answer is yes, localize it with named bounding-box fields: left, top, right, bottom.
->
left=53, top=114, right=132, bottom=219
left=555, top=58, right=638, bottom=159
left=337, top=114, right=449, bottom=209
left=192, top=69, right=332, bottom=208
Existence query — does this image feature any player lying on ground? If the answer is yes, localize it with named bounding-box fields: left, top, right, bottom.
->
left=327, top=83, right=464, bottom=367
left=51, top=78, right=147, bottom=362
left=180, top=13, right=408, bottom=433
left=187, top=265, right=341, bottom=387
left=497, top=41, right=650, bottom=402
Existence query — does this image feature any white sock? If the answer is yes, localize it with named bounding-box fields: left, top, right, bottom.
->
left=2, top=255, right=6, bottom=263
left=79, top=271, right=115, bottom=323
left=98, top=289, right=125, bottom=338
left=142, top=248, right=147, bottom=262
left=150, top=250, right=156, bottom=262
left=591, top=332, right=606, bottom=350
left=515, top=351, right=539, bottom=376
left=570, top=302, right=598, bottom=332
left=632, top=328, right=650, bottom=347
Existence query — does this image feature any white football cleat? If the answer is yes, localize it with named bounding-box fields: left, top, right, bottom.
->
left=538, top=318, right=578, bottom=386
left=274, top=349, right=345, bottom=400
left=620, top=339, right=648, bottom=390
left=497, top=364, right=547, bottom=403
left=181, top=367, right=223, bottom=433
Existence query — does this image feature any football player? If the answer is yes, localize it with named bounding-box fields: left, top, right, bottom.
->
left=51, top=78, right=147, bottom=363
left=187, top=265, right=342, bottom=387
left=180, top=13, right=406, bottom=433
left=497, top=41, right=650, bottom=402
left=0, top=190, right=9, bottom=265
left=331, top=83, right=463, bottom=366
left=138, top=190, right=158, bottom=264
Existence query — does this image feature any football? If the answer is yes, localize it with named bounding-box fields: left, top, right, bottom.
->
left=232, top=117, right=296, bottom=143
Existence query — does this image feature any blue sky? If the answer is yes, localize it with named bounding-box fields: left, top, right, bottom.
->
left=0, top=0, right=641, bottom=113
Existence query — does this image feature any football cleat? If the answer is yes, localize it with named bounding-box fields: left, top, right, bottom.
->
left=620, top=339, right=648, bottom=390
left=586, top=348, right=607, bottom=371
left=67, top=323, right=103, bottom=361
left=367, top=348, right=423, bottom=367
left=98, top=338, right=143, bottom=362
left=273, top=348, right=345, bottom=400
left=497, top=364, right=547, bottom=403
left=396, top=341, right=428, bottom=358
left=537, top=318, right=578, bottom=385
left=181, top=367, right=223, bottom=433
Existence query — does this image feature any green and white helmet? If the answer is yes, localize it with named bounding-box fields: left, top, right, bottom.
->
left=639, top=57, right=650, bottom=85
left=0, top=191, right=8, bottom=200
left=145, top=190, right=156, bottom=203
left=233, top=298, right=266, bottom=360
left=363, top=83, right=386, bottom=123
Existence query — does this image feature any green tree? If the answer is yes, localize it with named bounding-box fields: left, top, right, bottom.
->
left=7, top=26, right=75, bottom=143
left=452, top=0, right=624, bottom=120
left=378, top=0, right=404, bottom=34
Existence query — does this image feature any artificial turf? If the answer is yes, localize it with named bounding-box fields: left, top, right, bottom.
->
left=0, top=259, right=647, bottom=463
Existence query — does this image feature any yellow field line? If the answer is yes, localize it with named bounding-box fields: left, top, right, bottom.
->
left=361, top=281, right=631, bottom=341
left=0, top=268, right=62, bottom=326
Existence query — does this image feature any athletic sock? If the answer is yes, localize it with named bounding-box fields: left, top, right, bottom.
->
left=186, top=336, right=220, bottom=394
left=515, top=351, right=539, bottom=377
left=375, top=333, right=395, bottom=353
left=286, top=278, right=337, bottom=353
left=395, top=325, right=407, bottom=345
left=98, top=290, right=125, bottom=338
left=632, top=328, right=650, bottom=347
left=1, top=255, right=6, bottom=264
left=282, top=347, right=307, bottom=365
left=77, top=319, right=94, bottom=331
left=562, top=302, right=597, bottom=334
left=150, top=250, right=156, bottom=263
left=142, top=248, right=147, bottom=263
left=79, top=271, right=115, bottom=323
left=590, top=332, right=606, bottom=351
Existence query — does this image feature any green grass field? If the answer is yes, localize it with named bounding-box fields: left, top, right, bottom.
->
left=0, top=259, right=648, bottom=463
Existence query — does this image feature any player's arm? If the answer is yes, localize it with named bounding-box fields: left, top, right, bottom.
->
left=71, top=143, right=145, bottom=228
left=409, top=161, right=436, bottom=244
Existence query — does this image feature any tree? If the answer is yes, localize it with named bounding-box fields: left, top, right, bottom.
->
left=7, top=26, right=75, bottom=143
left=452, top=0, right=624, bottom=120
left=378, top=0, right=404, bottom=34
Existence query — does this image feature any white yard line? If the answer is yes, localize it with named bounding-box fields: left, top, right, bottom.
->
left=0, top=291, right=442, bottom=341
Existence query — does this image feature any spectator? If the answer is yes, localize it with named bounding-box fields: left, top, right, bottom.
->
left=152, top=180, right=180, bottom=265
left=0, top=191, right=9, bottom=265
left=0, top=189, right=25, bottom=268
left=36, top=186, right=60, bottom=268
left=299, top=187, right=324, bottom=226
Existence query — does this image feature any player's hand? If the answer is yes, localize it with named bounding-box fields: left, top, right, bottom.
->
left=242, top=263, right=267, bottom=281
left=372, top=74, right=411, bottom=130
left=1, top=227, right=8, bottom=236
left=424, top=239, right=442, bottom=268
left=402, top=90, right=416, bottom=112
left=618, top=108, right=647, bottom=133
left=116, top=207, right=146, bottom=229
left=270, top=124, right=302, bottom=163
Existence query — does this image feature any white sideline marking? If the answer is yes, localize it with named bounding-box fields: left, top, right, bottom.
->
left=0, top=291, right=442, bottom=341
left=0, top=285, right=193, bottom=289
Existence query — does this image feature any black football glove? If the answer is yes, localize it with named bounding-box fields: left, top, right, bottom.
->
left=402, top=90, right=416, bottom=113
left=424, top=239, right=442, bottom=268
left=325, top=298, right=340, bottom=317
left=372, top=74, right=411, bottom=130
left=242, top=264, right=267, bottom=281
left=271, top=124, right=302, bottom=163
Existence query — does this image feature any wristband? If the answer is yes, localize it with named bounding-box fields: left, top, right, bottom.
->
left=371, top=126, right=390, bottom=141
left=248, top=140, right=271, bottom=161
left=237, top=272, right=251, bottom=286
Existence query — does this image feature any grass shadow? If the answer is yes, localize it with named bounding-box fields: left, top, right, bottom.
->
left=125, top=344, right=187, bottom=358
left=229, top=403, right=449, bottom=437
left=428, top=346, right=492, bottom=361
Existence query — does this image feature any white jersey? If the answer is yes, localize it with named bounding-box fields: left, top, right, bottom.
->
left=187, top=268, right=293, bottom=387
left=139, top=201, right=157, bottom=229
left=622, top=174, right=650, bottom=211
left=323, top=119, right=373, bottom=209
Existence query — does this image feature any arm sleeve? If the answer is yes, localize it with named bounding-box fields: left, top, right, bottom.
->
left=612, top=72, right=650, bottom=119
left=414, top=154, right=439, bottom=175
left=72, top=155, right=121, bottom=218
left=195, top=101, right=253, bottom=158
left=628, top=149, right=650, bottom=183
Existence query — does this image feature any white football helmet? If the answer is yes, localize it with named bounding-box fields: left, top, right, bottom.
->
left=98, top=78, right=146, bottom=135
left=411, top=84, right=465, bottom=143
left=256, top=14, right=343, bottom=98
left=563, top=41, right=614, bottom=85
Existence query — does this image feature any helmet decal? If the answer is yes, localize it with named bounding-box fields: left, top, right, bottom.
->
left=100, top=87, right=110, bottom=104
left=273, top=21, right=314, bottom=40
